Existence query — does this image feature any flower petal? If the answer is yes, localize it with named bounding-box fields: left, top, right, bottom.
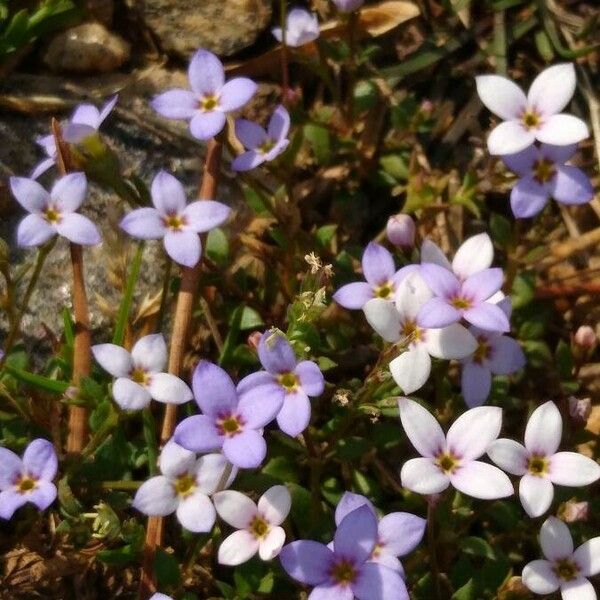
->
left=475, top=75, right=527, bottom=120
left=9, top=176, right=49, bottom=212
left=151, top=89, right=198, bottom=119
left=333, top=282, right=374, bottom=309
left=548, top=452, right=600, bottom=486
left=536, top=114, right=589, bottom=146
left=426, top=324, right=477, bottom=360
left=276, top=390, right=311, bottom=437
left=158, top=441, right=196, bottom=479
left=259, top=525, right=286, bottom=560
left=487, top=121, right=536, bottom=155
left=0, top=489, right=28, bottom=519
left=524, top=401, right=562, bottom=456
left=522, top=559, right=560, bottom=594
left=92, top=343, right=132, bottom=377
left=527, top=63, right=575, bottom=116
left=174, top=415, right=223, bottom=453
left=400, top=457, right=449, bottom=495
left=447, top=406, right=502, bottom=460
left=188, top=49, right=224, bottom=95
left=268, top=105, right=291, bottom=141
left=56, top=213, right=101, bottom=246
left=218, top=529, right=260, bottom=565
left=488, top=336, right=525, bottom=374
left=235, top=119, right=266, bottom=149
left=151, top=170, right=187, bottom=215
left=147, top=373, right=193, bottom=405
left=396, top=272, right=432, bottom=320
left=561, top=578, right=597, bottom=600
left=176, top=490, right=216, bottom=532
left=417, top=298, right=461, bottom=329
left=231, top=150, right=265, bottom=172
left=98, top=94, right=118, bottom=123
left=333, top=504, right=378, bottom=564
left=486, top=439, right=528, bottom=476
left=573, top=537, right=600, bottom=577
left=460, top=361, right=492, bottom=408
left=540, top=516, right=573, bottom=561
left=420, top=239, right=451, bottom=270
left=364, top=299, right=401, bottom=342
left=398, top=397, right=445, bottom=458
left=549, top=165, right=593, bottom=205
left=190, top=111, right=226, bottom=140
left=258, top=330, right=296, bottom=373
left=279, top=540, right=334, bottom=585
left=131, top=334, right=167, bottom=372
left=378, top=512, right=426, bottom=557
left=462, top=268, right=503, bottom=303
left=51, top=172, right=87, bottom=212
left=449, top=461, right=513, bottom=500
left=335, top=492, right=375, bottom=526
left=183, top=200, right=230, bottom=232
left=17, top=214, right=55, bottom=247
left=0, top=448, right=22, bottom=488
left=213, top=489, right=257, bottom=528
left=452, top=233, right=494, bottom=279
left=30, top=157, right=56, bottom=180
left=510, top=174, right=549, bottom=218
left=237, top=385, right=284, bottom=429
left=236, top=372, right=277, bottom=396
left=223, top=430, right=266, bottom=468
left=258, top=485, right=291, bottom=526
left=519, top=473, right=554, bottom=518
left=192, top=361, right=238, bottom=416
left=294, top=361, right=324, bottom=396
left=194, top=453, right=233, bottom=495
left=352, top=562, right=409, bottom=600
left=219, top=78, right=258, bottom=112
left=28, top=482, right=57, bottom=511
left=164, top=230, right=201, bottom=267
left=133, top=476, right=177, bottom=516
left=463, top=302, right=510, bottom=332
left=501, top=145, right=539, bottom=177
left=390, top=347, right=432, bottom=395
left=362, top=242, right=395, bottom=286
left=120, top=208, right=166, bottom=239
left=22, top=439, right=57, bottom=481
left=112, top=378, right=151, bottom=410
left=309, top=585, right=354, bottom=600
left=419, top=263, right=460, bottom=298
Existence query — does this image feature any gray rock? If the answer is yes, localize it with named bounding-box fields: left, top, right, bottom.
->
left=142, top=0, right=272, bottom=57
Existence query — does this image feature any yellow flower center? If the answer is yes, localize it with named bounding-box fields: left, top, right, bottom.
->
left=278, top=372, right=299, bottom=392
left=527, top=454, right=549, bottom=477
left=249, top=516, right=270, bottom=539
left=374, top=282, right=394, bottom=299
left=436, top=452, right=460, bottom=474
left=532, top=159, right=556, bottom=184
left=217, top=414, right=244, bottom=437
left=521, top=110, right=541, bottom=130
left=199, top=95, right=219, bottom=112
left=330, top=559, right=357, bottom=586
left=450, top=296, right=472, bottom=310
left=553, top=558, right=579, bottom=582
left=174, top=473, right=196, bottom=497
left=371, top=542, right=384, bottom=559
left=17, top=476, right=36, bottom=494
left=163, top=214, right=186, bottom=231
left=258, top=138, right=276, bottom=154
left=44, top=207, right=61, bottom=224
left=473, top=337, right=491, bottom=364
left=130, top=367, right=150, bottom=385
left=401, top=319, right=423, bottom=344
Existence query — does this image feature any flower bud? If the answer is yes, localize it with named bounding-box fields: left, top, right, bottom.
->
left=386, top=214, right=415, bottom=247
left=247, top=331, right=262, bottom=351
left=568, top=396, right=591, bottom=425
left=561, top=500, right=589, bottom=523
left=331, top=0, right=364, bottom=12
left=574, top=325, right=596, bottom=351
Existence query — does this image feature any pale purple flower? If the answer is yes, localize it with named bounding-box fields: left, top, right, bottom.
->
left=0, top=439, right=57, bottom=519
left=476, top=63, right=589, bottom=155
left=333, top=242, right=415, bottom=309
left=417, top=263, right=509, bottom=332
left=460, top=298, right=525, bottom=407
left=232, top=105, right=290, bottom=172
left=487, top=401, right=600, bottom=518
left=502, top=143, right=593, bottom=218
left=332, top=0, right=364, bottom=12
left=364, top=272, right=477, bottom=394
left=10, top=173, right=101, bottom=247
left=120, top=170, right=230, bottom=268
left=151, top=49, right=257, bottom=140
left=334, top=492, right=426, bottom=576
left=149, top=595, right=173, bottom=600
left=214, top=485, right=291, bottom=565
left=236, top=330, right=324, bottom=437
left=386, top=214, right=415, bottom=247
left=522, top=517, right=600, bottom=600
left=174, top=361, right=282, bottom=469
left=280, top=504, right=408, bottom=600
left=92, top=334, right=193, bottom=411
left=31, top=95, right=118, bottom=179
left=399, top=398, right=513, bottom=500
left=272, top=8, right=320, bottom=47
left=133, top=441, right=234, bottom=532
left=574, top=325, right=596, bottom=350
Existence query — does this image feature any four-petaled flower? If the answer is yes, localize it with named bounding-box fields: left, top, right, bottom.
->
left=92, top=333, right=193, bottom=410
left=502, top=143, right=593, bottom=218
left=487, top=401, right=600, bottom=518
left=522, top=516, right=600, bottom=600
left=237, top=330, right=324, bottom=437
left=232, top=105, right=290, bottom=172
left=280, top=504, right=409, bottom=600
left=460, top=298, right=525, bottom=407
left=133, top=441, right=234, bottom=532
left=364, top=272, right=477, bottom=394
left=0, top=439, right=57, bottom=520
left=10, top=173, right=101, bottom=247
left=32, top=95, right=118, bottom=179
left=476, top=63, right=589, bottom=155
left=334, top=492, right=426, bottom=576
left=151, top=49, right=257, bottom=140
left=214, top=485, right=291, bottom=565
left=399, top=398, right=514, bottom=500
left=174, top=361, right=282, bottom=469
left=272, top=8, right=320, bottom=47
left=333, top=242, right=415, bottom=309
left=120, top=170, right=230, bottom=267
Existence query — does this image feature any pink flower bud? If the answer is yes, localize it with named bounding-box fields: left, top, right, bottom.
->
left=386, top=214, right=415, bottom=247
left=568, top=396, right=592, bottom=424
left=562, top=500, right=589, bottom=523
left=574, top=325, right=596, bottom=350
left=420, top=99, right=434, bottom=114
left=247, top=331, right=262, bottom=351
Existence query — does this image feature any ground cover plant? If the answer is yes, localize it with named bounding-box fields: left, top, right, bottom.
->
left=0, top=0, right=599, bottom=599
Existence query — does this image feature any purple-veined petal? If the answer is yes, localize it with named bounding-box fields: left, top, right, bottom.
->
left=475, top=75, right=527, bottom=120
left=362, top=242, right=396, bottom=286
left=561, top=578, right=597, bottom=600
left=527, top=63, right=575, bottom=116
left=549, top=165, right=593, bottom=205
left=190, top=111, right=226, bottom=140
left=120, top=208, right=166, bottom=239
left=334, top=504, right=378, bottom=564
left=193, top=453, right=233, bottom=495
left=28, top=481, right=57, bottom=510
left=192, top=360, right=238, bottom=416
left=364, top=298, right=401, bottom=342
left=426, top=324, right=477, bottom=360
left=335, top=492, right=375, bottom=526
left=56, top=213, right=101, bottom=246
left=219, top=78, right=258, bottom=112
left=183, top=200, right=230, bottom=232
left=163, top=230, right=201, bottom=267
left=231, top=150, right=266, bottom=172
left=268, top=105, right=291, bottom=141
left=573, top=538, right=600, bottom=577
left=378, top=512, right=426, bottom=556
left=258, top=330, right=296, bottom=374
left=395, top=272, right=432, bottom=321
left=524, top=401, right=562, bottom=456
left=258, top=485, right=291, bottom=526
left=400, top=458, right=449, bottom=495
left=0, top=489, right=28, bottom=519
left=30, top=158, right=56, bottom=180
left=450, top=461, right=513, bottom=500
left=390, top=346, right=431, bottom=395
left=112, top=377, right=151, bottom=410
left=352, top=562, right=409, bottom=600
left=398, top=397, right=445, bottom=458
left=522, top=559, right=560, bottom=594
left=133, top=476, right=178, bottom=516
left=501, top=145, right=539, bottom=177
left=420, top=239, right=451, bottom=270
left=219, top=529, right=260, bottom=565
left=151, top=89, right=198, bottom=120
left=419, top=263, right=461, bottom=299
left=462, top=268, right=503, bottom=303
left=223, top=430, right=266, bottom=469
left=447, top=406, right=502, bottom=460
left=131, top=334, right=167, bottom=372
left=188, top=49, right=224, bottom=95
left=236, top=372, right=277, bottom=396
left=540, top=516, right=573, bottom=561
left=176, top=490, right=216, bottom=532
left=486, top=439, right=528, bottom=476
left=487, top=121, right=536, bottom=155
left=294, top=360, right=324, bottom=396
left=70, top=104, right=101, bottom=128
left=151, top=170, right=187, bottom=215
left=9, top=176, right=50, bottom=212
left=259, top=525, right=286, bottom=560
left=276, top=390, right=311, bottom=437
left=92, top=343, right=132, bottom=377
left=510, top=174, right=549, bottom=218
left=0, top=448, right=22, bottom=489
left=148, top=373, right=193, bottom=405
left=235, top=119, right=266, bottom=149
left=279, top=540, right=334, bottom=585
left=488, top=335, right=525, bottom=374
left=536, top=114, right=589, bottom=146
left=158, top=441, right=196, bottom=479
left=213, top=489, right=257, bottom=528
left=463, top=302, right=510, bottom=332
left=452, top=233, right=494, bottom=279
left=237, top=385, right=283, bottom=429
left=22, top=439, right=57, bottom=482
left=460, top=361, right=492, bottom=408
left=333, top=282, right=374, bottom=309
left=17, top=214, right=55, bottom=247
left=417, top=298, right=461, bottom=329
left=548, top=452, right=600, bottom=486
left=519, top=473, right=554, bottom=517
left=174, top=415, right=223, bottom=453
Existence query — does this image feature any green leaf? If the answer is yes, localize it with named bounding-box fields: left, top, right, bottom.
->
left=489, top=213, right=512, bottom=248
left=113, top=243, right=144, bottom=346
left=460, top=536, right=497, bottom=560
left=154, top=547, right=181, bottom=587
left=3, top=365, right=69, bottom=394
left=97, top=544, right=138, bottom=566
left=555, top=339, right=574, bottom=379
left=451, top=578, right=477, bottom=600
left=380, top=154, right=408, bottom=182
left=262, top=456, right=299, bottom=483
left=304, top=123, right=331, bottom=165
left=511, top=272, right=535, bottom=309
left=353, top=79, right=379, bottom=112
left=316, top=224, right=337, bottom=249
left=206, top=227, right=229, bottom=266
left=239, top=306, right=264, bottom=331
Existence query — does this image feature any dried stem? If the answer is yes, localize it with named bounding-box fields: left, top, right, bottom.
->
left=427, top=501, right=442, bottom=600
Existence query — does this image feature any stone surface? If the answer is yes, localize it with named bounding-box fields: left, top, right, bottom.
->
left=142, top=0, right=272, bottom=57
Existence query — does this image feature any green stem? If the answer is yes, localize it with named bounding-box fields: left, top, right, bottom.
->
left=427, top=501, right=442, bottom=600
left=142, top=407, right=159, bottom=475
left=493, top=9, right=507, bottom=75
left=101, top=480, right=142, bottom=490
left=156, top=256, right=173, bottom=331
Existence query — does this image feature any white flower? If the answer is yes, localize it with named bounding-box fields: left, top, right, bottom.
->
left=364, top=272, right=476, bottom=394
left=476, top=63, right=589, bottom=155
left=214, top=485, right=291, bottom=565
left=398, top=398, right=514, bottom=500
left=272, top=8, right=320, bottom=47
left=522, top=516, right=600, bottom=600
left=92, top=334, right=193, bottom=410
left=487, top=401, right=600, bottom=517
